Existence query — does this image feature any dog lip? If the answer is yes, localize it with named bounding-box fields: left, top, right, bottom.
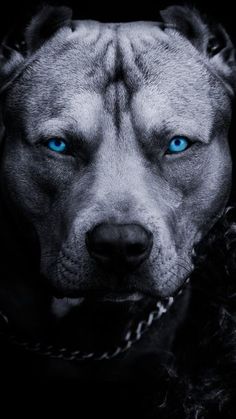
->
left=89, top=291, right=145, bottom=302
left=51, top=288, right=148, bottom=302
left=49, top=276, right=191, bottom=301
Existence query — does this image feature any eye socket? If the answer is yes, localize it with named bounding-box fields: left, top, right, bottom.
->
left=46, top=138, right=68, bottom=153
left=167, top=136, right=190, bottom=154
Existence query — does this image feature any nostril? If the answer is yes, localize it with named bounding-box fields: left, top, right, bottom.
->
left=86, top=234, right=110, bottom=256
left=127, top=243, right=147, bottom=256
left=99, top=242, right=110, bottom=252
left=93, top=242, right=111, bottom=256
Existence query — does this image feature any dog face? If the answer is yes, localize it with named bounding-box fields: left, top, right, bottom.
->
left=0, top=6, right=235, bottom=301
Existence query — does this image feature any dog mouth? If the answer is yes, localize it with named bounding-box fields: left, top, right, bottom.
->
left=0, top=278, right=190, bottom=363
left=50, top=290, right=152, bottom=321
left=0, top=295, right=175, bottom=361
left=52, top=290, right=146, bottom=306
left=94, top=291, right=145, bottom=302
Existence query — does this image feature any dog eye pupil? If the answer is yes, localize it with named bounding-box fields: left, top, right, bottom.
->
left=174, top=139, right=181, bottom=146
left=167, top=137, right=189, bottom=154
left=46, top=138, right=67, bottom=153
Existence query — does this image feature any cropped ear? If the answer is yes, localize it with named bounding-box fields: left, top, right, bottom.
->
left=0, top=42, right=24, bottom=90
left=160, top=6, right=236, bottom=94
left=25, top=5, right=73, bottom=53
left=0, top=5, right=73, bottom=91
left=0, top=41, right=24, bottom=143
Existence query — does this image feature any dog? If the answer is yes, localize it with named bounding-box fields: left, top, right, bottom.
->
left=0, top=4, right=235, bottom=416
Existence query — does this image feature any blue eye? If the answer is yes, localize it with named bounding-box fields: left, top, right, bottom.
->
left=46, top=138, right=67, bottom=153
left=167, top=136, right=190, bottom=154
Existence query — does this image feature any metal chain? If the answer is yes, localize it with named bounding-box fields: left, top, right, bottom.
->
left=0, top=281, right=188, bottom=362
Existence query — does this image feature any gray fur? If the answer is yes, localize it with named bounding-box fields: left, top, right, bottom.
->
left=0, top=5, right=234, bottom=299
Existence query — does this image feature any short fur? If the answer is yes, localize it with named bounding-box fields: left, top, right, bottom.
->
left=0, top=5, right=235, bottom=418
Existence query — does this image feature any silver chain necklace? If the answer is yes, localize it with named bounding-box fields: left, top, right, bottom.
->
left=0, top=281, right=188, bottom=362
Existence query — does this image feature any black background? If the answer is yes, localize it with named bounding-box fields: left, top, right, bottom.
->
left=0, top=0, right=235, bottom=41
left=1, top=0, right=236, bottom=190
left=0, top=0, right=235, bottom=388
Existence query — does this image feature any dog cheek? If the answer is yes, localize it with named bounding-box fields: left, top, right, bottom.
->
left=1, top=159, right=52, bottom=220
left=195, top=141, right=231, bottom=220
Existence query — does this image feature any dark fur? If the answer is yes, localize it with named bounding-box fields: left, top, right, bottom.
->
left=1, top=214, right=235, bottom=417
left=146, top=213, right=236, bottom=418
left=25, top=5, right=72, bottom=53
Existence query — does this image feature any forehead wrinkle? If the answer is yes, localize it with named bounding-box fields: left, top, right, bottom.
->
left=118, top=34, right=146, bottom=90
left=123, top=26, right=173, bottom=85
left=6, top=20, right=230, bottom=141
left=131, top=86, right=215, bottom=143
left=102, top=24, right=162, bottom=134
left=102, top=27, right=132, bottom=131
left=24, top=91, right=102, bottom=144
left=102, top=25, right=151, bottom=93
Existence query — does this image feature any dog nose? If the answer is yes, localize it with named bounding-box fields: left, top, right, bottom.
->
left=86, top=223, right=153, bottom=272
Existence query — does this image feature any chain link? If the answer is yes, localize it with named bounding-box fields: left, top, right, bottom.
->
left=0, top=281, right=188, bottom=362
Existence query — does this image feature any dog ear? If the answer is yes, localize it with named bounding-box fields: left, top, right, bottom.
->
left=0, top=42, right=24, bottom=89
left=0, top=5, right=73, bottom=91
left=160, top=6, right=236, bottom=94
left=25, top=5, right=73, bottom=53
left=0, top=43, right=21, bottom=142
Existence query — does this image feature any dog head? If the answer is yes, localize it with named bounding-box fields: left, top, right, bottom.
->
left=0, top=5, right=235, bottom=304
